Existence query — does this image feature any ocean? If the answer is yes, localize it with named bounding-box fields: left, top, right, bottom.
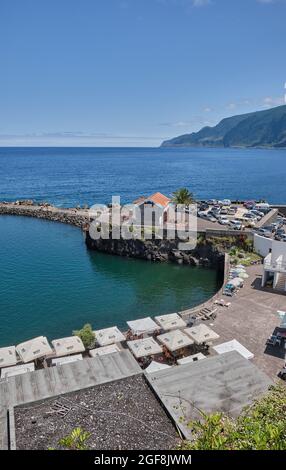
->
left=0, top=146, right=284, bottom=346
left=0, top=146, right=285, bottom=207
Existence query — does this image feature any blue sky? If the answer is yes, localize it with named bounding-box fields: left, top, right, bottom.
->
left=0, top=0, right=285, bottom=146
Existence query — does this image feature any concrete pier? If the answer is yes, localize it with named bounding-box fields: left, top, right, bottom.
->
left=0, top=202, right=89, bottom=228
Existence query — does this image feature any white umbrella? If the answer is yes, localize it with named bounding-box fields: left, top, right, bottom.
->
left=93, top=326, right=125, bottom=346
left=238, top=272, right=249, bottom=279
left=157, top=329, right=194, bottom=352
left=228, top=277, right=244, bottom=288
left=127, top=317, right=159, bottom=336
left=233, top=267, right=246, bottom=273
left=16, top=336, right=53, bottom=363
left=154, top=313, right=186, bottom=331
left=0, top=346, right=17, bottom=368
left=127, top=337, right=162, bottom=358
left=184, top=324, right=220, bottom=345
left=51, top=336, right=85, bottom=357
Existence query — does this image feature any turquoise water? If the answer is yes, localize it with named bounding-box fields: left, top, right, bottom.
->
left=0, top=216, right=220, bottom=347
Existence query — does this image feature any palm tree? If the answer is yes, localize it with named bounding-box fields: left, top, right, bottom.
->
left=172, top=188, right=195, bottom=205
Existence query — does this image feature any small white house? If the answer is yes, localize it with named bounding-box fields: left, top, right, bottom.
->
left=255, top=235, right=286, bottom=292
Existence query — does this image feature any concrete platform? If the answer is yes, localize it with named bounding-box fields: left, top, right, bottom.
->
left=145, top=351, right=272, bottom=440
left=210, top=264, right=286, bottom=378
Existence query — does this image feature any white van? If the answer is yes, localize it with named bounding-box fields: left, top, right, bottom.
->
left=254, top=203, right=270, bottom=212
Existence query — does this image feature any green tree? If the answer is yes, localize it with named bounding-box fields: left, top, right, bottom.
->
left=59, top=427, right=91, bottom=450
left=179, top=385, right=286, bottom=450
left=73, top=323, right=95, bottom=349
left=172, top=188, right=195, bottom=205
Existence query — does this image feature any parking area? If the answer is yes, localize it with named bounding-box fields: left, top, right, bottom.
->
left=197, top=200, right=280, bottom=233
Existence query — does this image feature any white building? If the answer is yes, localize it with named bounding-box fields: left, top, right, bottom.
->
left=254, top=234, right=286, bottom=292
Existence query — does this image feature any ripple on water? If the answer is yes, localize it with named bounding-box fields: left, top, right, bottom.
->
left=0, top=216, right=220, bottom=346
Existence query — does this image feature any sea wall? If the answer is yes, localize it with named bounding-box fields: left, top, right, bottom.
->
left=0, top=203, right=89, bottom=228
left=85, top=230, right=225, bottom=270
left=271, top=205, right=286, bottom=217
left=179, top=253, right=230, bottom=322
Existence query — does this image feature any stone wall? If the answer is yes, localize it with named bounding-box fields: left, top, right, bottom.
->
left=271, top=205, right=286, bottom=217
left=0, top=203, right=89, bottom=228
left=85, top=230, right=225, bottom=270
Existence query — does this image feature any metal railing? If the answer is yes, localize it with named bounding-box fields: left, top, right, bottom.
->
left=264, top=260, right=286, bottom=272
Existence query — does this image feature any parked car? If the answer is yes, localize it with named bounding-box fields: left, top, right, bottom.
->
left=218, top=215, right=230, bottom=225
left=199, top=203, right=209, bottom=212
left=242, top=214, right=257, bottom=224
left=280, top=235, right=286, bottom=242
left=246, top=212, right=258, bottom=219
left=229, top=220, right=243, bottom=230
left=271, top=222, right=281, bottom=231
left=254, top=203, right=270, bottom=214
left=228, top=206, right=237, bottom=215
left=221, top=199, right=231, bottom=207
left=249, top=209, right=263, bottom=219
left=206, top=199, right=217, bottom=205
left=275, top=233, right=284, bottom=241
left=244, top=200, right=256, bottom=209
left=198, top=211, right=210, bottom=220
left=257, top=228, right=272, bottom=238
left=276, top=216, right=286, bottom=225
left=220, top=207, right=228, bottom=215
left=209, top=211, right=221, bottom=220
left=206, top=214, right=217, bottom=223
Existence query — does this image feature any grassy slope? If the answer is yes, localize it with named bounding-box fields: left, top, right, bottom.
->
left=161, top=105, right=286, bottom=148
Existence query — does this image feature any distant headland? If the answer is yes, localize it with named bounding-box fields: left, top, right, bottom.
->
left=161, top=105, right=286, bottom=149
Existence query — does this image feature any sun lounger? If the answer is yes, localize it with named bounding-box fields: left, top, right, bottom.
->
left=266, top=335, right=281, bottom=347
left=214, top=299, right=225, bottom=306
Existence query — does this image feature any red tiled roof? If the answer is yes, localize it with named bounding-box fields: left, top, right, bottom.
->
left=148, top=192, right=171, bottom=207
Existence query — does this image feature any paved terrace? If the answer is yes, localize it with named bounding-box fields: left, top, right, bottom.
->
left=209, top=264, right=286, bottom=379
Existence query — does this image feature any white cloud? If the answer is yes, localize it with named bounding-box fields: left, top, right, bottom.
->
left=156, top=0, right=212, bottom=8
left=203, top=107, right=212, bottom=112
left=256, top=0, right=286, bottom=4
left=192, top=0, right=211, bottom=6
left=261, top=96, right=285, bottom=107
left=0, top=131, right=165, bottom=147
left=226, top=103, right=237, bottom=110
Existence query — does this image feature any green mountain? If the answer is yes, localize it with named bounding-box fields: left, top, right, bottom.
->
left=161, top=105, right=286, bottom=148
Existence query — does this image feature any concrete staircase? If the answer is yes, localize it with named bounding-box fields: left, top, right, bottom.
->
left=275, top=273, right=286, bottom=291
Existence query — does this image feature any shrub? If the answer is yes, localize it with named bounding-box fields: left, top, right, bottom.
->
left=178, top=385, right=286, bottom=450
left=73, top=323, right=95, bottom=349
